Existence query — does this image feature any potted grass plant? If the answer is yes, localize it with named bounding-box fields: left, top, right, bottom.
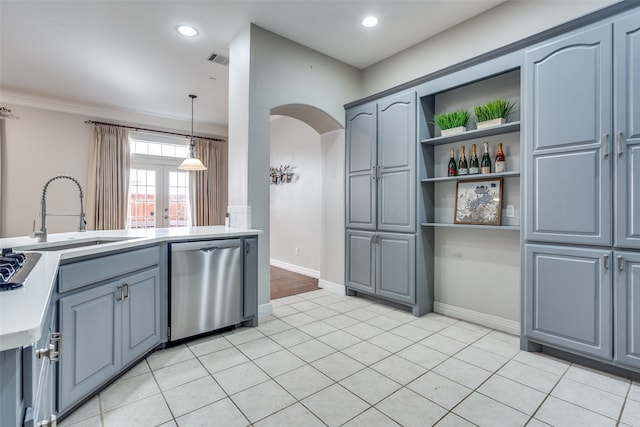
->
left=474, top=99, right=516, bottom=129
left=433, top=109, right=470, bottom=136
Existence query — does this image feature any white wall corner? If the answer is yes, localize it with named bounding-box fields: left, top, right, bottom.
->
left=318, top=279, right=345, bottom=295
left=433, top=302, right=520, bottom=336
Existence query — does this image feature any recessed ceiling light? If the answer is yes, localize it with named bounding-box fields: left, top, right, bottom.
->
left=176, top=25, right=199, bottom=37
left=362, top=16, right=378, bottom=28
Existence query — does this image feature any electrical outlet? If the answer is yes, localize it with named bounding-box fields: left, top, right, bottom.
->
left=295, top=247, right=300, bottom=255
left=506, top=205, right=515, bottom=218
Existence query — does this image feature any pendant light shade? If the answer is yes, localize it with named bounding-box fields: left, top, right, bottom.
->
left=179, top=94, right=207, bottom=171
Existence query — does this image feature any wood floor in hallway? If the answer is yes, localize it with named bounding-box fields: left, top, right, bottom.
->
left=270, top=265, right=320, bottom=299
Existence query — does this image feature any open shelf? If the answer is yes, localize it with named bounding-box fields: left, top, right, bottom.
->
left=421, top=170, right=519, bottom=183
left=421, top=222, right=520, bottom=231
left=421, top=121, right=520, bottom=146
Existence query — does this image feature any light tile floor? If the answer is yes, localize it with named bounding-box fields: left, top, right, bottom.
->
left=59, top=289, right=640, bottom=427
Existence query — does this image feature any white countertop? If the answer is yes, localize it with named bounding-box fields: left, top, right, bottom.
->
left=0, top=226, right=261, bottom=351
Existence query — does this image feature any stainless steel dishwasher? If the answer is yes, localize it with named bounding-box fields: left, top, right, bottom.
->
left=169, top=239, right=241, bottom=341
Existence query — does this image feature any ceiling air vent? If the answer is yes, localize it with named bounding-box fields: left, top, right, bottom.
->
left=208, top=52, right=229, bottom=66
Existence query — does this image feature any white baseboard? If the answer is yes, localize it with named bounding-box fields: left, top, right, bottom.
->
left=318, top=279, right=344, bottom=294
left=433, top=302, right=520, bottom=336
left=270, top=259, right=320, bottom=279
left=258, top=302, right=273, bottom=319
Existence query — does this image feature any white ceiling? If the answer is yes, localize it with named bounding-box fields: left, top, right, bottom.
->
left=0, top=1, right=507, bottom=128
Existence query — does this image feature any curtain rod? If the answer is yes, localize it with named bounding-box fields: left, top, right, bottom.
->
left=84, top=120, right=226, bottom=142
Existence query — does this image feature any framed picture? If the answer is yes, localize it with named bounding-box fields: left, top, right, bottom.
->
left=454, top=178, right=503, bottom=225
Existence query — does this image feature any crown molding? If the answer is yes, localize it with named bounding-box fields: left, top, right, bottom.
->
left=0, top=90, right=228, bottom=138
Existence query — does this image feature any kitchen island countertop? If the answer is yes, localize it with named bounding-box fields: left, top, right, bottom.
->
left=0, top=226, right=261, bottom=351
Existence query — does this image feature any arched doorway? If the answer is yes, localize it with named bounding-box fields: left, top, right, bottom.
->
left=269, top=104, right=345, bottom=298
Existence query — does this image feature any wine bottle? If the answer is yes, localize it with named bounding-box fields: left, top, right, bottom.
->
left=447, top=148, right=457, bottom=176
left=469, top=144, right=479, bottom=175
left=458, top=146, right=468, bottom=176
left=495, top=143, right=506, bottom=173
left=481, top=142, right=492, bottom=174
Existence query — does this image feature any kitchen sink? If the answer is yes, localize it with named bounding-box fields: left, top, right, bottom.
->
left=16, top=237, right=139, bottom=252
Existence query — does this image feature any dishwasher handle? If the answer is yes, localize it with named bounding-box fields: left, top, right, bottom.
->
left=170, top=239, right=241, bottom=253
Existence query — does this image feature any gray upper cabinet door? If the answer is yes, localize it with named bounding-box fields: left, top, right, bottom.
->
left=525, top=24, right=612, bottom=246
left=58, top=282, right=121, bottom=412
left=122, top=267, right=161, bottom=367
left=377, top=91, right=416, bottom=233
left=346, top=230, right=375, bottom=295
left=346, top=103, right=377, bottom=230
left=615, top=12, right=640, bottom=249
left=614, top=251, right=640, bottom=369
left=376, top=232, right=416, bottom=305
left=524, top=244, right=612, bottom=360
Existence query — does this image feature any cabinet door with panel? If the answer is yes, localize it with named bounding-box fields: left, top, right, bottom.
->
left=346, top=230, right=375, bottom=295
left=58, top=282, right=121, bottom=412
left=121, top=267, right=161, bottom=367
left=525, top=24, right=613, bottom=246
left=377, top=232, right=415, bottom=305
left=614, top=251, right=640, bottom=369
left=346, top=103, right=377, bottom=230
left=614, top=12, right=640, bottom=249
left=377, top=91, right=416, bottom=233
left=524, top=244, right=612, bottom=360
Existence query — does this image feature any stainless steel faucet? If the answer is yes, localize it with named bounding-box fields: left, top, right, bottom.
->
left=32, top=175, right=87, bottom=242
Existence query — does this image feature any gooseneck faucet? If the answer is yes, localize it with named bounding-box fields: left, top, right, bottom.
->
left=31, top=175, right=87, bottom=242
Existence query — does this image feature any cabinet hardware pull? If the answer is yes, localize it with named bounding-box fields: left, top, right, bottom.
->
left=618, top=255, right=623, bottom=271
left=371, top=166, right=377, bottom=179
left=603, top=133, right=609, bottom=158
left=36, top=343, right=59, bottom=363
left=245, top=242, right=251, bottom=254
left=603, top=254, right=609, bottom=270
left=123, top=283, right=129, bottom=299
left=617, top=132, right=623, bottom=156
left=116, top=285, right=123, bottom=301
left=377, top=165, right=381, bottom=179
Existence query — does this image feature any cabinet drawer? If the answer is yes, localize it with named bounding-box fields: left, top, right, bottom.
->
left=58, top=246, right=160, bottom=293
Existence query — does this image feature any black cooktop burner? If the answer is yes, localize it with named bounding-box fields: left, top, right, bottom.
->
left=0, top=249, right=41, bottom=291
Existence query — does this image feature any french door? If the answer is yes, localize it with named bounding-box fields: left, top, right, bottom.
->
left=129, top=164, right=190, bottom=228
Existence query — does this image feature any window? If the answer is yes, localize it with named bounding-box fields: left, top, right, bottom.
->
left=128, top=133, right=191, bottom=228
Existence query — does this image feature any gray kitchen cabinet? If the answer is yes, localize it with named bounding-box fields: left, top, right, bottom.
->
left=59, top=281, right=121, bottom=412
left=522, top=10, right=640, bottom=373
left=121, top=268, right=161, bottom=367
left=346, top=90, right=416, bottom=233
left=615, top=251, right=640, bottom=369
left=524, top=244, right=612, bottom=360
left=23, top=304, right=58, bottom=427
left=614, top=13, right=640, bottom=249
left=525, top=23, right=613, bottom=246
left=346, top=103, right=376, bottom=231
left=57, top=246, right=161, bottom=415
left=377, top=91, right=416, bottom=234
left=346, top=230, right=415, bottom=305
left=345, top=89, right=417, bottom=310
left=242, top=237, right=258, bottom=326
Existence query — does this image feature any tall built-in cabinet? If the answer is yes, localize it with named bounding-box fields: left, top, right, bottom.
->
left=346, top=90, right=426, bottom=312
left=523, top=10, right=640, bottom=372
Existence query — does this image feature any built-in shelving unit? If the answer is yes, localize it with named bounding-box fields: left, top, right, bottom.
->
left=420, top=121, right=520, bottom=146
left=418, top=69, right=521, bottom=229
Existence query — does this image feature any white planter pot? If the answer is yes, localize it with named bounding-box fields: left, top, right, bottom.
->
left=476, top=118, right=506, bottom=130
left=440, top=126, right=466, bottom=137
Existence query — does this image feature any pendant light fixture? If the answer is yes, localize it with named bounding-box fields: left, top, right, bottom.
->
left=178, top=94, right=207, bottom=171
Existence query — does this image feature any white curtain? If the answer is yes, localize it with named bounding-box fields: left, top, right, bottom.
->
left=86, top=124, right=130, bottom=230
left=189, top=137, right=223, bottom=226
